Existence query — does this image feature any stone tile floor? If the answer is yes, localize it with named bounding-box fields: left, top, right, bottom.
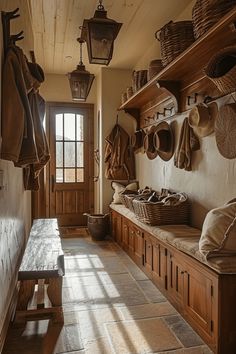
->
left=3, top=233, right=213, bottom=354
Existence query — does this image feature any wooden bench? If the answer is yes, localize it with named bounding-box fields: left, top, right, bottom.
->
left=14, top=218, right=65, bottom=325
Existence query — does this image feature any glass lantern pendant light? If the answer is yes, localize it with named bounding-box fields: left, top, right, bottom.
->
left=68, top=38, right=95, bottom=101
left=81, top=0, right=122, bottom=65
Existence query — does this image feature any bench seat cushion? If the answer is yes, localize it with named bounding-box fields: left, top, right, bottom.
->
left=110, top=204, right=236, bottom=274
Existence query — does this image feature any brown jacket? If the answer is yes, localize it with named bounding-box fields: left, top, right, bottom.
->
left=104, top=124, right=136, bottom=180
left=1, top=45, right=38, bottom=165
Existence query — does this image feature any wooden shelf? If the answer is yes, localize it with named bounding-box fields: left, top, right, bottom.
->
left=119, top=7, right=236, bottom=127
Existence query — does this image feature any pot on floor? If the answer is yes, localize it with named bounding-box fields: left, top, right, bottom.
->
left=83, top=213, right=109, bottom=240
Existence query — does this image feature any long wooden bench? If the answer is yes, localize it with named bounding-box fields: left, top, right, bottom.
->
left=14, top=218, right=65, bottom=325
left=110, top=204, right=236, bottom=354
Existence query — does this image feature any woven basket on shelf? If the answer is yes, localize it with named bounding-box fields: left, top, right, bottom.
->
left=192, top=0, right=236, bottom=39
left=155, top=21, right=195, bottom=67
left=204, top=45, right=236, bottom=94
left=133, top=198, right=190, bottom=226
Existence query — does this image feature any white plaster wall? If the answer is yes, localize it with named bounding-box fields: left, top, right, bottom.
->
left=99, top=67, right=135, bottom=212
left=134, top=1, right=236, bottom=228
left=40, top=73, right=97, bottom=104
left=0, top=0, right=32, bottom=341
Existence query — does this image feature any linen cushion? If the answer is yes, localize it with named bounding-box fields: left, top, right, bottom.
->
left=111, top=181, right=138, bottom=204
left=199, top=201, right=236, bottom=259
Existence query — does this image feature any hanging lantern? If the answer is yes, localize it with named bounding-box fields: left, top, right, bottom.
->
left=68, top=38, right=95, bottom=101
left=81, top=0, right=122, bottom=65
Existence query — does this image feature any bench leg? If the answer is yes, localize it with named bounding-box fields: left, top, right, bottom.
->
left=17, top=280, right=36, bottom=310
left=14, top=279, right=36, bottom=326
left=47, top=277, right=64, bottom=323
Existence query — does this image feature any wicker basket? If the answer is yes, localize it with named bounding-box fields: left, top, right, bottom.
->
left=192, top=0, right=236, bottom=39
left=133, top=198, right=190, bottom=226
left=155, top=21, right=195, bottom=67
left=120, top=190, right=138, bottom=208
left=204, top=45, right=236, bottom=94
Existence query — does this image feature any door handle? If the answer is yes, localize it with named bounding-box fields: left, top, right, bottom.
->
left=51, top=175, right=55, bottom=193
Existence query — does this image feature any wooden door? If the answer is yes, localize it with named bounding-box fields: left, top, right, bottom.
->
left=122, top=218, right=129, bottom=252
left=152, top=240, right=167, bottom=290
left=167, top=250, right=185, bottom=309
left=184, top=264, right=214, bottom=337
left=133, top=225, right=143, bottom=266
left=144, top=233, right=153, bottom=275
left=48, top=103, right=94, bottom=226
left=111, top=210, right=122, bottom=245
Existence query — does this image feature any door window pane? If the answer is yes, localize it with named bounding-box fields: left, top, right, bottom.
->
left=56, top=169, right=63, bottom=183
left=77, top=142, right=84, bottom=167
left=64, top=113, right=75, bottom=141
left=76, top=114, right=84, bottom=140
left=56, top=142, right=63, bottom=167
left=77, top=168, right=84, bottom=182
left=56, top=114, right=63, bottom=140
left=65, top=142, right=75, bottom=167
left=65, top=169, right=75, bottom=182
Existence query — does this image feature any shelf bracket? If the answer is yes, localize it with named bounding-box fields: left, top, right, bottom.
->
left=124, top=108, right=140, bottom=129
left=157, top=80, right=181, bottom=112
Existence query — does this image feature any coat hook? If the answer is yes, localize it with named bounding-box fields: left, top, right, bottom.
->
left=1, top=8, right=21, bottom=55
left=187, top=93, right=198, bottom=106
left=10, top=30, right=24, bottom=45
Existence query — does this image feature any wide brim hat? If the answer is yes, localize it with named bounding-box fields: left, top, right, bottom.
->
left=143, top=125, right=158, bottom=160
left=153, top=121, right=174, bottom=161
left=215, top=103, right=236, bottom=159
left=188, top=102, right=218, bottom=138
left=130, top=129, right=145, bottom=151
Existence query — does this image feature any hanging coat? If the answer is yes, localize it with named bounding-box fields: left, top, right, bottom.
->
left=1, top=45, right=39, bottom=165
left=104, top=124, right=136, bottom=180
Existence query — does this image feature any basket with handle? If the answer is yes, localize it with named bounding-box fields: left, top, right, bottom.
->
left=133, top=193, right=190, bottom=226
left=192, top=0, right=236, bottom=39
left=204, top=45, right=236, bottom=94
left=155, top=21, right=195, bottom=67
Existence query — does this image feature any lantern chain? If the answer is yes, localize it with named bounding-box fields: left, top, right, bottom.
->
left=97, top=0, right=104, bottom=11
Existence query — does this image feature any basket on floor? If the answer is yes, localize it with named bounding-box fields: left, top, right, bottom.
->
left=192, top=0, right=236, bottom=39
left=133, top=195, right=190, bottom=226
left=155, top=21, right=195, bottom=67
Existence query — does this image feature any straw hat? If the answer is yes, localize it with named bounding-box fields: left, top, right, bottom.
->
left=130, top=129, right=145, bottom=151
left=215, top=103, right=236, bottom=159
left=188, top=102, right=218, bottom=138
left=153, top=121, right=174, bottom=161
left=143, top=126, right=158, bottom=160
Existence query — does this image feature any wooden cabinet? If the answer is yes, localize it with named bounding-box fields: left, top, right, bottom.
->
left=110, top=210, right=122, bottom=245
left=167, top=247, right=217, bottom=350
left=110, top=208, right=236, bottom=353
left=122, top=217, right=129, bottom=252
left=143, top=233, right=167, bottom=290
left=167, top=250, right=186, bottom=310
left=143, top=232, right=153, bottom=275
left=128, top=223, right=143, bottom=265
left=152, top=240, right=167, bottom=291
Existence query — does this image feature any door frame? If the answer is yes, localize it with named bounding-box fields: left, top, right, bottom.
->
left=45, top=102, right=94, bottom=221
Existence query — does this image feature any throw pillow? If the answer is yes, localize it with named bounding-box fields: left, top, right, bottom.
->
left=199, top=201, right=236, bottom=259
left=111, top=181, right=138, bottom=204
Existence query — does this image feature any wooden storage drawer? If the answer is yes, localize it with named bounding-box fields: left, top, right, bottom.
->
left=152, top=239, right=167, bottom=291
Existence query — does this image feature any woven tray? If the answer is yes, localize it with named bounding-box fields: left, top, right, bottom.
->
left=155, top=21, right=195, bottom=67
left=192, top=0, right=236, bottom=39
left=120, top=190, right=138, bottom=208
left=133, top=198, right=190, bottom=226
